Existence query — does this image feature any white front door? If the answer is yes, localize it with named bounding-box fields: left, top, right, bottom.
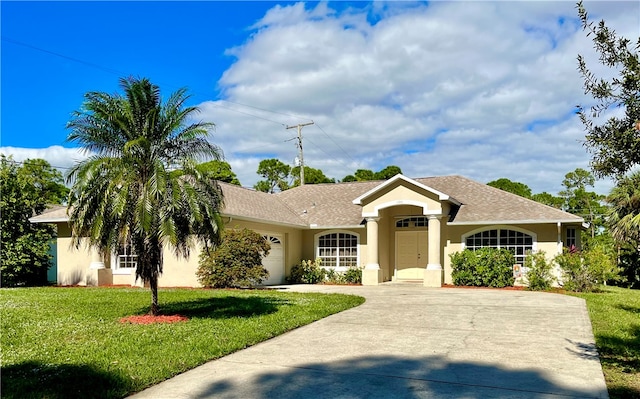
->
left=395, top=231, right=428, bottom=280
left=262, top=235, right=285, bottom=285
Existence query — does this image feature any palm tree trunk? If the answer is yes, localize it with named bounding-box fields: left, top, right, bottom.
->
left=150, top=274, right=159, bottom=316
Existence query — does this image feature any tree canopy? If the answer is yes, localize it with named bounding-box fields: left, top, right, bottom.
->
left=291, top=166, right=335, bottom=186
left=606, top=171, right=640, bottom=245
left=66, top=76, right=224, bottom=315
left=0, top=155, right=69, bottom=287
left=486, top=178, right=532, bottom=198
left=559, top=168, right=606, bottom=239
left=197, top=160, right=241, bottom=186
left=342, top=165, right=403, bottom=182
left=577, top=1, right=640, bottom=179
left=254, top=158, right=290, bottom=193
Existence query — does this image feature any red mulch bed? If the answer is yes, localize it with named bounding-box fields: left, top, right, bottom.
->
left=119, top=315, right=189, bottom=325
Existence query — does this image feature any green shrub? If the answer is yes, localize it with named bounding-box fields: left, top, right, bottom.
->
left=287, top=259, right=325, bottom=284
left=524, top=251, right=555, bottom=291
left=324, top=269, right=344, bottom=284
left=450, top=248, right=515, bottom=288
left=555, top=245, right=621, bottom=292
left=197, top=228, right=270, bottom=288
left=343, top=267, right=362, bottom=284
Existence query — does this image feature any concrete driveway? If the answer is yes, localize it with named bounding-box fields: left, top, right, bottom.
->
left=130, top=285, right=608, bottom=398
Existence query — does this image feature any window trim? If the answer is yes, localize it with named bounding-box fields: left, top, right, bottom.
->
left=314, top=230, right=360, bottom=271
left=395, top=216, right=430, bottom=228
left=110, top=244, right=137, bottom=275
left=461, top=226, right=537, bottom=265
left=565, top=227, right=577, bottom=248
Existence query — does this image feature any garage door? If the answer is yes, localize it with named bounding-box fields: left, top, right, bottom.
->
left=262, top=235, right=284, bottom=285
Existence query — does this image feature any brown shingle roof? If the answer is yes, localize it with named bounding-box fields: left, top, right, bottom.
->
left=218, top=182, right=306, bottom=227
left=415, top=175, right=583, bottom=224
left=30, top=175, right=583, bottom=227
left=276, top=181, right=381, bottom=226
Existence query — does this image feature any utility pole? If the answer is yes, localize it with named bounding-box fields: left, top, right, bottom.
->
left=286, top=121, right=314, bottom=185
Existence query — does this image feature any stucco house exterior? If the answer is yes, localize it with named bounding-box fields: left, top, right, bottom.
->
left=31, top=174, right=583, bottom=287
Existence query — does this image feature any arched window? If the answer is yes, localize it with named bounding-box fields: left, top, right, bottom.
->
left=395, top=217, right=429, bottom=228
left=316, top=232, right=359, bottom=268
left=464, top=229, right=534, bottom=265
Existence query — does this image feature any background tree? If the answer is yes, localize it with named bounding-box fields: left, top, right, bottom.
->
left=375, top=165, right=402, bottom=180
left=0, top=156, right=69, bottom=287
left=197, top=160, right=240, bottom=185
left=606, top=171, right=640, bottom=245
left=66, top=76, right=224, bottom=315
left=291, top=165, right=335, bottom=186
left=559, top=168, right=606, bottom=239
left=486, top=178, right=532, bottom=198
left=354, top=169, right=376, bottom=181
left=254, top=158, right=290, bottom=193
left=341, top=175, right=357, bottom=182
left=531, top=192, right=564, bottom=209
left=342, top=165, right=403, bottom=182
left=577, top=1, right=640, bottom=179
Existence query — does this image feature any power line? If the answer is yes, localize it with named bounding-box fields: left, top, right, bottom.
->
left=3, top=36, right=364, bottom=176
left=1, top=37, right=291, bottom=127
left=314, top=122, right=361, bottom=167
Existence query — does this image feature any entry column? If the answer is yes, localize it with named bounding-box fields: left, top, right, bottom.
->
left=363, top=217, right=383, bottom=285
left=424, top=215, right=443, bottom=287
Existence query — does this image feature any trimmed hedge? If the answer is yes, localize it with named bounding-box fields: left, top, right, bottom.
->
left=450, top=248, right=515, bottom=288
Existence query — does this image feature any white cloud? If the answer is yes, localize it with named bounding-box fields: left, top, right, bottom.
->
left=202, top=0, right=634, bottom=195
left=0, top=146, right=90, bottom=176
left=6, top=1, right=634, bottom=198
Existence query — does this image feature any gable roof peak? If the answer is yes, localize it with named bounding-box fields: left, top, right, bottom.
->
left=352, top=174, right=456, bottom=205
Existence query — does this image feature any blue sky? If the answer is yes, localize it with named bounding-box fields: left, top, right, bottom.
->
left=2, top=1, right=638, bottom=194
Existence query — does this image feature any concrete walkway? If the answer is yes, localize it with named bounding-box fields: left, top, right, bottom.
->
left=130, top=285, right=608, bottom=399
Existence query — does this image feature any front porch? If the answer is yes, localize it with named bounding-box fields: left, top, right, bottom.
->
left=352, top=175, right=458, bottom=287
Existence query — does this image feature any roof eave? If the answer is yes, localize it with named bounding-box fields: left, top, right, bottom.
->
left=447, top=218, right=585, bottom=226
left=223, top=214, right=307, bottom=229
left=308, top=224, right=365, bottom=230
left=29, top=217, right=69, bottom=223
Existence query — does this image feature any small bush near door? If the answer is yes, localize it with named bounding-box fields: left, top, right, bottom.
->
left=524, top=250, right=555, bottom=291
left=287, top=259, right=362, bottom=285
left=287, top=259, right=325, bottom=284
left=197, top=228, right=270, bottom=288
left=450, top=248, right=515, bottom=288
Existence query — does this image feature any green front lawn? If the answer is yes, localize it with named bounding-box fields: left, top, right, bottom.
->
left=0, top=287, right=365, bottom=399
left=572, top=286, right=640, bottom=399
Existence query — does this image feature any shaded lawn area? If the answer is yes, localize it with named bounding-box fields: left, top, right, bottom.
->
left=0, top=287, right=365, bottom=399
left=572, top=286, right=640, bottom=399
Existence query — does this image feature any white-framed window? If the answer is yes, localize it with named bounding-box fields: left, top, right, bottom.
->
left=396, top=217, right=429, bottom=228
left=463, top=228, right=535, bottom=266
left=316, top=232, right=359, bottom=269
left=566, top=227, right=577, bottom=248
left=263, top=235, right=282, bottom=245
left=112, top=244, right=137, bottom=274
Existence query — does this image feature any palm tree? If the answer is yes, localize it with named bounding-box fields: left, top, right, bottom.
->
left=606, top=171, right=640, bottom=245
left=66, top=77, right=224, bottom=315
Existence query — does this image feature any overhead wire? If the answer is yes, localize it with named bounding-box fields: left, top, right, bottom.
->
left=2, top=36, right=362, bottom=177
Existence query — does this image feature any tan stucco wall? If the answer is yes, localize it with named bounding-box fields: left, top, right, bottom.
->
left=56, top=223, right=103, bottom=286
left=54, top=219, right=303, bottom=288
left=361, top=182, right=442, bottom=216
